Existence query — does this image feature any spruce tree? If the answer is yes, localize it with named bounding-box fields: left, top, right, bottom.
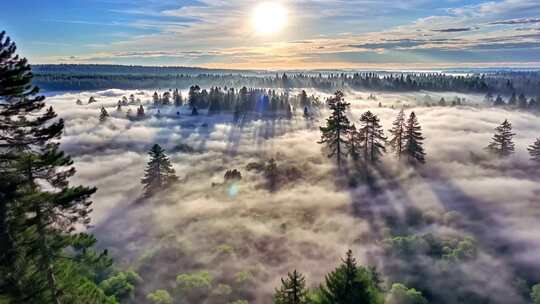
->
left=358, top=111, right=386, bottom=164
left=527, top=138, right=540, bottom=163
left=319, top=91, right=351, bottom=169
left=274, top=270, right=308, bottom=304
left=388, top=109, right=406, bottom=160
left=99, top=106, right=109, bottom=123
left=487, top=119, right=515, bottom=157
left=403, top=112, right=426, bottom=164
left=320, top=250, right=381, bottom=304
left=0, top=31, right=103, bottom=303
left=141, top=144, right=178, bottom=197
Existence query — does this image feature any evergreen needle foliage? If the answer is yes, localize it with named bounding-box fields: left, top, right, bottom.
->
left=319, top=91, right=352, bottom=169
left=141, top=144, right=178, bottom=197
left=487, top=119, right=515, bottom=157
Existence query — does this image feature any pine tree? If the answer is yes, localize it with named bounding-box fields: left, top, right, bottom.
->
left=0, top=31, right=101, bottom=303
left=358, top=111, right=386, bottom=164
left=388, top=109, right=406, bottom=160
left=347, top=124, right=364, bottom=162
left=319, top=91, right=351, bottom=169
left=528, top=138, right=540, bottom=163
left=320, top=250, right=381, bottom=304
left=88, top=96, right=97, bottom=104
left=487, top=119, right=515, bottom=157
left=274, top=270, right=308, bottom=304
left=403, top=112, right=426, bottom=164
left=141, top=144, right=178, bottom=197
left=99, top=106, right=109, bottom=123
left=116, top=101, right=122, bottom=112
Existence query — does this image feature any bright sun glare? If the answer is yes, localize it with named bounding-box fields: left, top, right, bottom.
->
left=251, top=2, right=288, bottom=35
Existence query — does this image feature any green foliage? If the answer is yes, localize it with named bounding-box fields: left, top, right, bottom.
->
left=274, top=270, right=308, bottom=304
left=141, top=144, right=178, bottom=197
left=403, top=112, right=426, bottom=164
left=176, top=270, right=214, bottom=291
left=319, top=91, right=352, bottom=169
left=531, top=284, right=540, bottom=304
left=0, top=30, right=119, bottom=304
left=99, top=271, right=142, bottom=301
left=383, top=233, right=477, bottom=262
left=147, top=289, right=173, bottom=304
left=319, top=250, right=383, bottom=304
left=228, top=300, right=249, bottom=304
left=386, top=283, right=428, bottom=304
left=234, top=270, right=254, bottom=285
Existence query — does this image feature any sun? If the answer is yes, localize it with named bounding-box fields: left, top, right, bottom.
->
left=251, top=2, right=288, bottom=35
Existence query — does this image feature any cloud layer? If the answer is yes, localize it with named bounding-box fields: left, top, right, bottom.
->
left=48, top=88, right=540, bottom=303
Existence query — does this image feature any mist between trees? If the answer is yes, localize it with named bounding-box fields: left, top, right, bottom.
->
left=3, top=30, right=540, bottom=304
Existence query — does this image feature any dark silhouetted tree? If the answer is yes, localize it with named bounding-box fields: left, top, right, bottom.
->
left=319, top=250, right=382, bottom=304
left=388, top=109, right=406, bottom=160
left=347, top=124, right=364, bottom=162
left=487, top=119, right=515, bottom=157
left=319, top=91, right=351, bottom=169
left=0, top=31, right=107, bottom=303
left=358, top=111, right=386, bottom=164
left=403, top=112, right=426, bottom=164
left=141, top=144, right=178, bottom=197
left=528, top=138, right=540, bottom=163
left=99, top=106, right=109, bottom=123
left=137, top=105, right=145, bottom=119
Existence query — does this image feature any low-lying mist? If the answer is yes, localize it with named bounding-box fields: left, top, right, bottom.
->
left=48, top=88, right=540, bottom=303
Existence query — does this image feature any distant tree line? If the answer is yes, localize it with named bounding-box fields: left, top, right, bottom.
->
left=485, top=91, right=540, bottom=112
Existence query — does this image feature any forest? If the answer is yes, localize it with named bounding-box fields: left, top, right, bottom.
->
left=2, top=29, right=540, bottom=304
left=32, top=64, right=540, bottom=97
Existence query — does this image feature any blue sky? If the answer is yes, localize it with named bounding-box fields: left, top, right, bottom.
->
left=2, top=0, right=540, bottom=69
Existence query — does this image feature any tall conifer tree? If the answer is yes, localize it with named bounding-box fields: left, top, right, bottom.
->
left=388, top=109, right=406, bottom=160
left=487, top=119, right=515, bottom=157
left=320, top=250, right=381, bottom=304
left=141, top=144, right=178, bottom=197
left=319, top=91, right=351, bottom=169
left=358, top=111, right=386, bottom=164
left=274, top=270, right=308, bottom=304
left=527, top=138, right=540, bottom=163
left=0, top=30, right=109, bottom=303
left=403, top=112, right=426, bottom=164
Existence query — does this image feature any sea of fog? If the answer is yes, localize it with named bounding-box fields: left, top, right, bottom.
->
left=46, top=88, right=540, bottom=303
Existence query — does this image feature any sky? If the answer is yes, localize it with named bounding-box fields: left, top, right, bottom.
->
left=2, top=0, right=540, bottom=69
